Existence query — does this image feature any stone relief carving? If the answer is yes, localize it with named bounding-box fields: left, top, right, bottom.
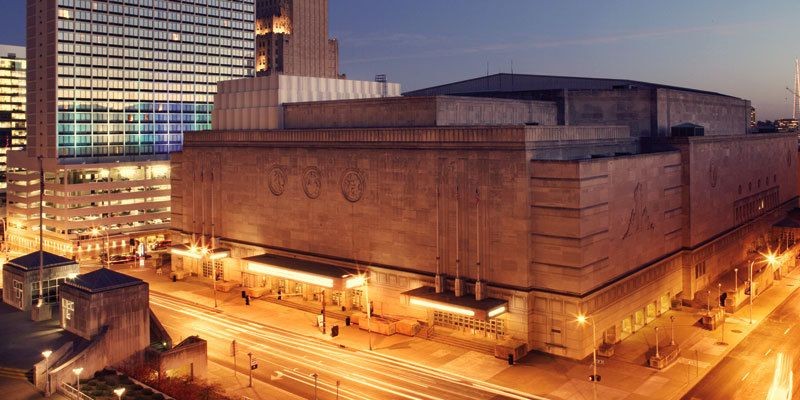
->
left=340, top=169, right=366, bottom=202
left=303, top=166, right=322, bottom=199
left=267, top=165, right=287, bottom=196
left=709, top=161, right=719, bottom=188
left=622, top=182, right=655, bottom=239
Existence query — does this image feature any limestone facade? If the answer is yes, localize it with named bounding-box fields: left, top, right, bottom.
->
left=171, top=93, right=797, bottom=360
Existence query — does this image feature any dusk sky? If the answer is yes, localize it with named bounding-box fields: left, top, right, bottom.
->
left=1, top=0, right=798, bottom=120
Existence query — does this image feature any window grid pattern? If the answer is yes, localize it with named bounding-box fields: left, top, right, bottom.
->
left=54, top=0, right=255, bottom=158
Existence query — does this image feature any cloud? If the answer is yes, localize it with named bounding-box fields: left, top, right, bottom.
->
left=342, top=20, right=767, bottom=65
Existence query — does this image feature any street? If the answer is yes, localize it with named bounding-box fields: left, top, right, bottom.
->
left=683, top=281, right=800, bottom=400
left=150, top=291, right=540, bottom=400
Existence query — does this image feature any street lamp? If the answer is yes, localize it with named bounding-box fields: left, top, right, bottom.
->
left=654, top=326, right=660, bottom=358
left=734, top=268, right=738, bottom=307
left=41, top=350, right=52, bottom=396
left=113, top=387, right=125, bottom=400
left=749, top=260, right=754, bottom=324
left=91, top=227, right=110, bottom=268
left=576, top=314, right=598, bottom=400
left=72, top=367, right=83, bottom=394
left=669, top=315, right=676, bottom=346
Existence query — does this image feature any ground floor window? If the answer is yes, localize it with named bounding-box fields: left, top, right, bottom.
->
left=12, top=280, right=22, bottom=307
left=433, top=310, right=505, bottom=338
left=201, top=260, right=223, bottom=280
left=31, top=278, right=64, bottom=306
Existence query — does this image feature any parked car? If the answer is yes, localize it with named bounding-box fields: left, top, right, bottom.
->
left=135, top=253, right=153, bottom=260
left=151, top=240, right=172, bottom=251
left=107, top=254, right=136, bottom=264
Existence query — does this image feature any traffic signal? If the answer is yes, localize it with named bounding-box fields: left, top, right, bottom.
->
left=589, top=374, right=601, bottom=382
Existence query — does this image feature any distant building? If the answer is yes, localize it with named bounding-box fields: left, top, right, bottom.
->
left=8, top=1, right=255, bottom=258
left=0, top=45, right=26, bottom=200
left=775, top=118, right=799, bottom=133
left=255, top=0, right=341, bottom=78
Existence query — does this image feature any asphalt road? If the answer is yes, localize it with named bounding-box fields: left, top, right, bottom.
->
left=683, top=285, right=800, bottom=400
left=149, top=291, right=540, bottom=400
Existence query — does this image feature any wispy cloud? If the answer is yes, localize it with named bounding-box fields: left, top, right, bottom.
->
left=342, top=20, right=766, bottom=65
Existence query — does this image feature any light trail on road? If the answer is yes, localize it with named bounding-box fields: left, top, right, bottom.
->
left=150, top=291, right=542, bottom=400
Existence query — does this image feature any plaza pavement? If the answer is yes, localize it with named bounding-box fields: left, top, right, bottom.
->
left=103, top=262, right=800, bottom=400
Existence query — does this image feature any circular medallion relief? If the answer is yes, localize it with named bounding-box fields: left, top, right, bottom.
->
left=267, top=165, right=287, bottom=196
left=340, top=169, right=366, bottom=202
left=303, top=167, right=322, bottom=199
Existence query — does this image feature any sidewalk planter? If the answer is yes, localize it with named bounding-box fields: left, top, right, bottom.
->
left=357, top=314, right=397, bottom=335
left=396, top=319, right=421, bottom=336
left=246, top=287, right=269, bottom=299
left=597, top=342, right=615, bottom=357
left=171, top=271, right=186, bottom=281
left=648, top=345, right=680, bottom=369
left=494, top=339, right=527, bottom=362
left=216, top=281, right=238, bottom=292
left=702, top=307, right=724, bottom=330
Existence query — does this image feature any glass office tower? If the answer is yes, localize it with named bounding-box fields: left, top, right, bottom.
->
left=0, top=45, right=26, bottom=197
left=7, top=0, right=254, bottom=258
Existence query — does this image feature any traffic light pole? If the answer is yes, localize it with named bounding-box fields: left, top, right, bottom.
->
left=247, top=352, right=253, bottom=388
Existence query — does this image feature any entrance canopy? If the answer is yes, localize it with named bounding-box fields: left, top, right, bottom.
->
left=243, top=253, right=366, bottom=291
left=170, top=243, right=230, bottom=260
left=402, top=286, right=508, bottom=320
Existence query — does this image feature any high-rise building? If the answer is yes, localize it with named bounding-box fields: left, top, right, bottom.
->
left=8, top=0, right=254, bottom=258
left=255, top=0, right=340, bottom=78
left=0, top=45, right=26, bottom=201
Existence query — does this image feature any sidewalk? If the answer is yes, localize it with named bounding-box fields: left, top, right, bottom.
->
left=104, top=263, right=800, bottom=400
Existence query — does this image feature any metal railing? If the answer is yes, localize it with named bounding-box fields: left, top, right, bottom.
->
left=59, top=382, right=94, bottom=400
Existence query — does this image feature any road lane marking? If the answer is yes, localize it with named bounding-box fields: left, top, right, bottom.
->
left=784, top=326, right=792, bottom=335
left=741, top=371, right=750, bottom=381
left=766, top=349, right=773, bottom=356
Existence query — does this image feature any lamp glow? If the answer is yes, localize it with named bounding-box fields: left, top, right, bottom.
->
left=487, top=305, right=507, bottom=318
left=248, top=262, right=334, bottom=288
left=409, top=298, right=475, bottom=316
left=345, top=275, right=366, bottom=289
left=41, top=350, right=52, bottom=359
left=209, top=251, right=229, bottom=260
left=171, top=247, right=203, bottom=260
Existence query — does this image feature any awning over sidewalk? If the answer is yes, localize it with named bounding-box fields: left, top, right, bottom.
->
left=170, top=243, right=230, bottom=260
left=243, top=253, right=365, bottom=291
left=402, top=286, right=508, bottom=320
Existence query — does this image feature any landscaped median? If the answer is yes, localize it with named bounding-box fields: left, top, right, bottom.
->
left=75, top=369, right=171, bottom=400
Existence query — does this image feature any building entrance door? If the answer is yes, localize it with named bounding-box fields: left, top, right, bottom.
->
left=646, top=303, right=657, bottom=323
left=620, top=317, right=632, bottom=340
left=633, top=310, right=645, bottom=331
left=659, top=293, right=670, bottom=314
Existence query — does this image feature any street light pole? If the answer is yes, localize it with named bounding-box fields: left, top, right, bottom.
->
left=654, top=326, right=660, bottom=358
left=734, top=268, right=738, bottom=308
left=749, top=260, right=754, bottom=324
left=577, top=315, right=597, bottom=400
left=365, top=275, right=372, bottom=351
left=72, top=367, right=83, bottom=394
left=247, top=352, right=253, bottom=388
left=670, top=316, right=675, bottom=346
left=41, top=350, right=52, bottom=396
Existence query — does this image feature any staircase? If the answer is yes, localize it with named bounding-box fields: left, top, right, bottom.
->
left=425, top=329, right=496, bottom=355
left=0, top=367, right=30, bottom=382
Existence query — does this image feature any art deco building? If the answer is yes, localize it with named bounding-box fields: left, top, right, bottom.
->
left=171, top=74, right=797, bottom=360
left=0, top=45, right=26, bottom=201
left=7, top=0, right=255, bottom=258
left=255, top=0, right=340, bottom=78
